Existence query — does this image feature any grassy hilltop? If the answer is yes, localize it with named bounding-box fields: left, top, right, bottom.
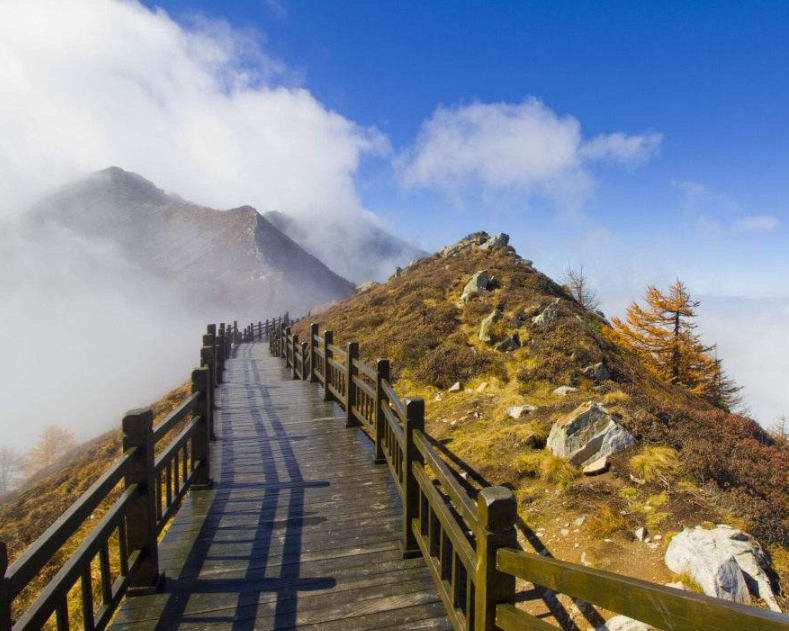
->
left=293, top=231, right=789, bottom=605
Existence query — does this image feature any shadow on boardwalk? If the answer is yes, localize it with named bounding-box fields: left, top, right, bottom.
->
left=109, top=343, right=451, bottom=631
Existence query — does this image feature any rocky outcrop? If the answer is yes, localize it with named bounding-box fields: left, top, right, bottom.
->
left=665, top=525, right=781, bottom=611
left=583, top=362, right=611, bottom=381
left=553, top=386, right=578, bottom=396
left=532, top=298, right=561, bottom=326
left=479, top=232, right=509, bottom=251
left=440, top=232, right=490, bottom=257
left=547, top=402, right=636, bottom=466
left=460, top=270, right=492, bottom=304
left=583, top=456, right=609, bottom=476
left=495, top=333, right=521, bottom=352
left=479, top=308, right=502, bottom=343
left=507, top=405, right=537, bottom=419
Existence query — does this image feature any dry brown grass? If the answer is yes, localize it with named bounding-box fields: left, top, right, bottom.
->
left=586, top=505, right=629, bottom=539
left=630, top=446, right=680, bottom=483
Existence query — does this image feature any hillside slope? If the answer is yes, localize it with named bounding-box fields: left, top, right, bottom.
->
left=26, top=167, right=355, bottom=317
left=293, top=231, right=788, bottom=610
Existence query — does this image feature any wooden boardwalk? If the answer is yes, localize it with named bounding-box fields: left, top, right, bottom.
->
left=109, top=342, right=451, bottom=631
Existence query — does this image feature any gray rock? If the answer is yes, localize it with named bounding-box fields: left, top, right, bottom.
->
left=390, top=266, right=403, bottom=279
left=448, top=382, right=462, bottom=393
left=635, top=527, right=648, bottom=542
left=574, top=515, right=587, bottom=527
left=507, top=404, right=538, bottom=419
left=583, top=362, right=611, bottom=381
left=665, top=525, right=781, bottom=611
left=582, top=456, right=609, bottom=476
left=356, top=280, right=379, bottom=293
left=495, top=333, right=521, bottom=352
left=547, top=401, right=636, bottom=466
left=596, top=615, right=650, bottom=631
left=552, top=386, right=578, bottom=396
left=479, top=232, right=510, bottom=251
left=479, top=308, right=502, bottom=343
left=460, top=270, right=492, bottom=304
left=532, top=298, right=561, bottom=326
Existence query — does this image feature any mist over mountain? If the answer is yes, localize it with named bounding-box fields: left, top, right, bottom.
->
left=28, top=167, right=355, bottom=317
left=264, top=210, right=426, bottom=283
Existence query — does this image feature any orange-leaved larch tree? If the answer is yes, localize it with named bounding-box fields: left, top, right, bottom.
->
left=608, top=279, right=740, bottom=409
left=25, top=425, right=78, bottom=474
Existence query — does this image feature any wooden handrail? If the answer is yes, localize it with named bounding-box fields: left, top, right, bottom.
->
left=0, top=320, right=238, bottom=631
left=269, top=319, right=789, bottom=631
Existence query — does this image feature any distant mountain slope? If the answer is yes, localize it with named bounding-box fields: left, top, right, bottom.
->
left=27, top=167, right=355, bottom=316
left=264, top=210, right=426, bottom=283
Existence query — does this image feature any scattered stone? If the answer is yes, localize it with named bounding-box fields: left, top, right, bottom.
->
left=476, top=382, right=489, bottom=393
left=479, top=232, right=510, bottom=250
left=630, top=473, right=646, bottom=486
left=355, top=280, right=380, bottom=293
left=547, top=401, right=637, bottom=466
left=583, top=456, right=609, bottom=476
left=574, top=543, right=580, bottom=549
left=448, top=382, right=462, bottom=393
left=583, top=362, right=611, bottom=381
left=479, top=308, right=503, bottom=343
left=603, top=538, right=614, bottom=543
left=460, top=270, right=492, bottom=304
left=648, top=543, right=660, bottom=550
left=645, top=537, right=652, bottom=544
left=654, top=535, right=663, bottom=541
left=665, top=525, right=782, bottom=611
left=635, top=527, right=648, bottom=542
left=561, top=529, right=570, bottom=537
left=574, top=516, right=587, bottom=527
left=596, top=615, right=650, bottom=631
left=532, top=298, right=561, bottom=326
left=552, top=386, right=578, bottom=396
left=507, top=404, right=538, bottom=419
left=434, top=393, right=443, bottom=402
left=581, top=552, right=590, bottom=566
left=495, top=333, right=521, bottom=352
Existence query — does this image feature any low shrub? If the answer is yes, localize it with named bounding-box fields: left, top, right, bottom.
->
left=539, top=454, right=579, bottom=489
left=587, top=505, right=629, bottom=538
left=630, top=446, right=679, bottom=483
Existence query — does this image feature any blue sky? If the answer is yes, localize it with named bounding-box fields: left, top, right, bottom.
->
left=1, top=0, right=786, bottom=432
left=144, top=0, right=788, bottom=293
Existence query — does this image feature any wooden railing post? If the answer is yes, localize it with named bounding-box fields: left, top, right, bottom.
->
left=217, top=324, right=225, bottom=384
left=200, top=345, right=216, bottom=438
left=202, top=334, right=216, bottom=401
left=374, top=359, right=390, bottom=464
left=233, top=321, right=239, bottom=345
left=308, top=323, right=319, bottom=382
left=191, top=367, right=213, bottom=488
left=301, top=342, right=308, bottom=381
left=475, top=487, right=517, bottom=631
left=346, top=342, right=359, bottom=427
left=323, top=331, right=333, bottom=402
left=402, top=398, right=424, bottom=558
left=292, top=334, right=299, bottom=379
left=284, top=327, right=292, bottom=367
left=0, top=542, right=12, bottom=631
left=122, top=408, right=164, bottom=595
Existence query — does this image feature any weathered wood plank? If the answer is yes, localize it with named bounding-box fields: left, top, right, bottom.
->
left=108, top=342, right=450, bottom=631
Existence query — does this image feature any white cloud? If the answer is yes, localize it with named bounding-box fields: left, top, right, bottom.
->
left=0, top=0, right=388, bottom=223
left=399, top=98, right=661, bottom=208
left=733, top=215, right=780, bottom=233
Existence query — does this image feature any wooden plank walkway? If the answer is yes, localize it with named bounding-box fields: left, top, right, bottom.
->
left=109, top=342, right=451, bottom=631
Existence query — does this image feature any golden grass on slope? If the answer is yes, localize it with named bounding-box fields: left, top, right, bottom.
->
left=0, top=382, right=192, bottom=628
left=630, top=446, right=680, bottom=483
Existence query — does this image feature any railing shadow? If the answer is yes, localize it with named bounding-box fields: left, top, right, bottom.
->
left=426, top=435, right=606, bottom=631
left=147, top=344, right=335, bottom=631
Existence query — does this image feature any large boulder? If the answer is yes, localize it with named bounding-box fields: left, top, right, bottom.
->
left=532, top=298, right=561, bottom=325
left=547, top=401, right=636, bottom=466
left=441, top=232, right=489, bottom=258
left=479, top=308, right=502, bottom=343
left=596, top=616, right=650, bottom=631
left=479, top=232, right=509, bottom=251
left=665, top=525, right=781, bottom=611
left=495, top=333, right=521, bottom=352
left=460, top=270, right=492, bottom=304
left=356, top=280, right=379, bottom=293
left=583, top=362, right=611, bottom=381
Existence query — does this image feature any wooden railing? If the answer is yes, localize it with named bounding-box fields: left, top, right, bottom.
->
left=0, top=321, right=241, bottom=631
left=264, top=320, right=789, bottom=631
